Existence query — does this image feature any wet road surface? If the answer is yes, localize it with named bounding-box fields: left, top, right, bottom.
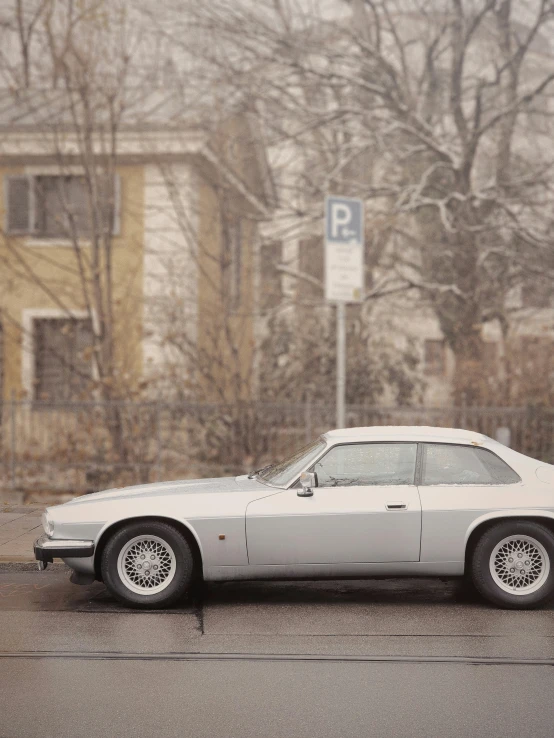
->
left=1, top=567, right=554, bottom=737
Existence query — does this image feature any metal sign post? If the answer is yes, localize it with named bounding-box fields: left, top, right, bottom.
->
left=336, top=302, right=346, bottom=428
left=324, top=196, right=364, bottom=429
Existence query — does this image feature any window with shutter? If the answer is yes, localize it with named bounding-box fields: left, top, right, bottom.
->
left=4, top=174, right=120, bottom=239
left=34, top=318, right=94, bottom=401
left=35, top=176, right=92, bottom=238
left=5, top=176, right=31, bottom=233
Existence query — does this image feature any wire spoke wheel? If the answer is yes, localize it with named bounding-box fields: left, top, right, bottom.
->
left=117, top=535, right=177, bottom=596
left=490, top=535, right=550, bottom=596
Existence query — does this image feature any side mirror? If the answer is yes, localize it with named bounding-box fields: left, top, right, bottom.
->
left=298, top=471, right=316, bottom=497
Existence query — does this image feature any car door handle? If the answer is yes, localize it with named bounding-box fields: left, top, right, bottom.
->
left=386, top=502, right=407, bottom=510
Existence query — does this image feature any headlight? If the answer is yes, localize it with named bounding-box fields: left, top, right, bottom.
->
left=41, top=512, right=54, bottom=537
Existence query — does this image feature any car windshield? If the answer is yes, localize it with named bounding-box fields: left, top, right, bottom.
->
left=258, top=438, right=326, bottom=487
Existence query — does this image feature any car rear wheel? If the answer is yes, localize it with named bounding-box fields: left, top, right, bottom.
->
left=101, top=521, right=194, bottom=609
left=471, top=520, right=554, bottom=609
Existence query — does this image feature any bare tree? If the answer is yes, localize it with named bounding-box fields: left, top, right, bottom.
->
left=0, top=0, right=49, bottom=88
left=0, top=0, right=146, bottom=399
left=0, top=1, right=162, bottom=479
left=154, top=0, right=554, bottom=405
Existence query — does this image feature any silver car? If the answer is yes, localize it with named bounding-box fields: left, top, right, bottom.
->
left=34, top=426, right=554, bottom=610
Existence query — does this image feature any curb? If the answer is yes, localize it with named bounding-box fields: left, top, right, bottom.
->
left=0, top=561, right=68, bottom=571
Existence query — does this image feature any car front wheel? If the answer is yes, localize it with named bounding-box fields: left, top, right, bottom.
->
left=101, top=521, right=194, bottom=609
left=471, top=520, right=554, bottom=609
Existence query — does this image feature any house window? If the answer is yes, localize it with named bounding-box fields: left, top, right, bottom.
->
left=33, top=318, right=94, bottom=402
left=5, top=174, right=120, bottom=238
left=424, top=339, right=446, bottom=376
left=35, top=176, right=89, bottom=238
left=260, top=240, right=283, bottom=310
left=222, top=216, right=242, bottom=310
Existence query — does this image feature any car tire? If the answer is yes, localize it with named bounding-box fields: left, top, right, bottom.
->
left=101, top=521, right=194, bottom=609
left=471, top=520, right=554, bottom=609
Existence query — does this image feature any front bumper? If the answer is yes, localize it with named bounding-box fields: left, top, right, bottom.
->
left=34, top=534, right=95, bottom=564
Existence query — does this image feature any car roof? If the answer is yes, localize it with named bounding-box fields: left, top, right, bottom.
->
left=323, top=426, right=492, bottom=446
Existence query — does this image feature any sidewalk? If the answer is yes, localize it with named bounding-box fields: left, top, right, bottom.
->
left=0, top=504, right=46, bottom=562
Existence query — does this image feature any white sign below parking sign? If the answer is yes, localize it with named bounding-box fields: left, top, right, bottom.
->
left=325, top=195, right=364, bottom=303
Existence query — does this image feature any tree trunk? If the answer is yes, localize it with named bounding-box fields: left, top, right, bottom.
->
left=451, top=330, right=485, bottom=407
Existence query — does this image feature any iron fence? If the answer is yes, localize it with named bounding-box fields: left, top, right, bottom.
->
left=1, top=398, right=553, bottom=498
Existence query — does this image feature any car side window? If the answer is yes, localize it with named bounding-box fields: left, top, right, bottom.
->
left=420, top=444, right=521, bottom=485
left=311, top=443, right=417, bottom=487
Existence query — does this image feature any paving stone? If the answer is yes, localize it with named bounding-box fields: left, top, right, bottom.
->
left=0, top=514, right=26, bottom=525
left=0, top=507, right=45, bottom=560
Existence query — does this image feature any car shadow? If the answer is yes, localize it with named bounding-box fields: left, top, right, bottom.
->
left=80, top=577, right=554, bottom=613
left=73, top=577, right=477, bottom=613
left=197, top=577, right=485, bottom=607
left=6, top=570, right=552, bottom=614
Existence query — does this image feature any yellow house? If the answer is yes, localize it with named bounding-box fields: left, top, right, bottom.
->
left=0, top=90, right=274, bottom=403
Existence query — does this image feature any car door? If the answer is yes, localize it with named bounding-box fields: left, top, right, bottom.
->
left=417, top=442, right=523, bottom=563
left=246, top=442, right=421, bottom=565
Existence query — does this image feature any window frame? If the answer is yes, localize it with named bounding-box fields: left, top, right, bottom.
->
left=416, top=442, right=522, bottom=487
left=33, top=316, right=95, bottom=403
left=21, top=308, right=99, bottom=401
left=4, top=172, right=121, bottom=243
left=299, top=441, right=420, bottom=489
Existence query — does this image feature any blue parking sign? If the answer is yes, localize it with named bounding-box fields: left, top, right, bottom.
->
left=324, top=195, right=364, bottom=302
left=325, top=196, right=363, bottom=245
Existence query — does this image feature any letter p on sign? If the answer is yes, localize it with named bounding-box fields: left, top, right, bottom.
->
left=325, top=196, right=362, bottom=245
left=330, top=203, right=352, bottom=239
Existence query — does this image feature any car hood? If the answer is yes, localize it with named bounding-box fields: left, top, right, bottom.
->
left=66, top=474, right=269, bottom=505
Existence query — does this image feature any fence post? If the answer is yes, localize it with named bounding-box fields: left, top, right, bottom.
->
left=495, top=426, right=511, bottom=447
left=10, top=390, right=16, bottom=490
left=305, top=392, right=312, bottom=444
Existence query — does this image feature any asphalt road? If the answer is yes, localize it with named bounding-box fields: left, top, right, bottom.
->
left=1, top=567, right=554, bottom=737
